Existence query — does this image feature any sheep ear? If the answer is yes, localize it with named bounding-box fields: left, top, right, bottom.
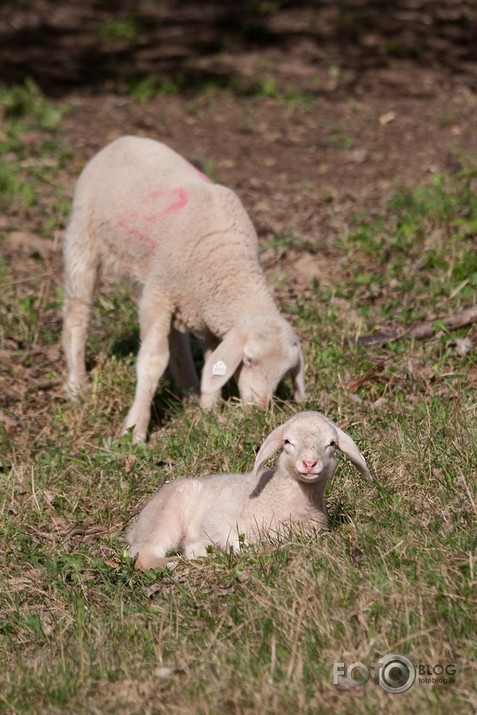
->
left=251, top=424, right=285, bottom=478
left=201, top=328, right=246, bottom=394
left=334, top=426, right=373, bottom=482
left=290, top=345, right=306, bottom=402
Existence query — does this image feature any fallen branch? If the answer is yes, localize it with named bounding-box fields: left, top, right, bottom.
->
left=356, top=306, right=477, bottom=347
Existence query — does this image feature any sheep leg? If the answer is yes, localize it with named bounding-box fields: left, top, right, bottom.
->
left=130, top=523, right=183, bottom=570
left=168, top=328, right=200, bottom=396
left=183, top=541, right=209, bottom=559
left=121, top=289, right=172, bottom=442
left=183, top=531, right=241, bottom=558
left=199, top=333, right=221, bottom=409
left=131, top=524, right=182, bottom=570
left=128, top=486, right=186, bottom=569
left=62, top=223, right=99, bottom=399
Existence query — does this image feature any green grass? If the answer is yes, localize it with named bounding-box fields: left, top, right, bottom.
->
left=0, top=80, right=69, bottom=218
left=98, top=13, right=141, bottom=48
left=0, top=86, right=476, bottom=714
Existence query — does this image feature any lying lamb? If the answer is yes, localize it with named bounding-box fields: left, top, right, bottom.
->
left=126, top=411, right=372, bottom=570
left=62, top=136, right=305, bottom=442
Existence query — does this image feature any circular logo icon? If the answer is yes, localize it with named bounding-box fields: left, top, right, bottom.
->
left=376, top=653, right=416, bottom=694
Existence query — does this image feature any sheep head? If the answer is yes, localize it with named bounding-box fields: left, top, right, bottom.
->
left=201, top=316, right=305, bottom=406
left=251, top=411, right=372, bottom=484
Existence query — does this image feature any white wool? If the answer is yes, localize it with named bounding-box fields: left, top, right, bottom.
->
left=63, top=136, right=306, bottom=441
left=126, top=411, right=372, bottom=570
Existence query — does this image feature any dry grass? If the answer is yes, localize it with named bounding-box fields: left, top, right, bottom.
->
left=0, top=81, right=476, bottom=714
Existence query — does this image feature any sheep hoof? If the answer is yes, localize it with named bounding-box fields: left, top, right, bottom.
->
left=199, top=392, right=220, bottom=410
left=133, top=552, right=172, bottom=571
left=64, top=378, right=88, bottom=404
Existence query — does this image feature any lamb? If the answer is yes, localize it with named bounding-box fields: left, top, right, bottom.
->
left=62, top=135, right=305, bottom=442
left=126, top=411, right=372, bottom=570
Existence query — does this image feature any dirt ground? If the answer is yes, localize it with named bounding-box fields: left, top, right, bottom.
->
left=2, top=1, right=477, bottom=238
left=1, top=0, right=477, bottom=431
left=1, top=2, right=476, bottom=230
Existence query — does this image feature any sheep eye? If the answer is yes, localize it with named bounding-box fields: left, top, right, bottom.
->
left=328, top=440, right=337, bottom=449
left=283, top=438, right=293, bottom=447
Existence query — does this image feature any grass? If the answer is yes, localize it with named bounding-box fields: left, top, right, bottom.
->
left=98, top=14, right=140, bottom=48
left=0, top=83, right=476, bottom=714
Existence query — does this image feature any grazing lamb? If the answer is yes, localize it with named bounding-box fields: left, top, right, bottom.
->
left=62, top=136, right=305, bottom=442
left=126, top=411, right=372, bottom=570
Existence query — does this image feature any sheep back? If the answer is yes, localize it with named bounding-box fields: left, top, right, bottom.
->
left=71, top=135, right=275, bottom=336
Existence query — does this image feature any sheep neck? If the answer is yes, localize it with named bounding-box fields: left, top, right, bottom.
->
left=204, top=284, right=279, bottom=338
left=185, top=232, right=278, bottom=336
left=251, top=467, right=330, bottom=516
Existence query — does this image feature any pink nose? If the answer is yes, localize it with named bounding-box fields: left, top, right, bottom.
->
left=302, top=459, right=318, bottom=471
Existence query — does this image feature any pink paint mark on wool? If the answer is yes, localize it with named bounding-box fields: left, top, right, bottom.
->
left=116, top=212, right=157, bottom=255
left=115, top=187, right=189, bottom=253
left=148, top=187, right=189, bottom=216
